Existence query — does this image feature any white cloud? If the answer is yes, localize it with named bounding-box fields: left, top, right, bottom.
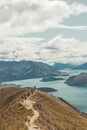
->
left=0, top=37, right=44, bottom=61
left=40, top=35, right=87, bottom=64
left=71, top=3, right=87, bottom=15
left=56, top=24, right=87, bottom=30
left=0, top=0, right=87, bottom=64
left=0, top=35, right=87, bottom=64
left=0, top=0, right=87, bottom=37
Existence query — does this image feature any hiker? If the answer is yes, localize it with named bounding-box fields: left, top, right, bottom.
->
left=27, top=93, right=30, bottom=96
left=22, top=96, right=24, bottom=102
left=24, top=93, right=27, bottom=100
left=31, top=89, right=34, bottom=95
left=25, top=96, right=27, bottom=100
left=34, top=85, right=36, bottom=91
left=26, top=93, right=30, bottom=99
left=27, top=114, right=31, bottom=125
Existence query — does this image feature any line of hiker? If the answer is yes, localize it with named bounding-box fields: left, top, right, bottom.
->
left=21, top=86, right=36, bottom=102
left=31, top=86, right=36, bottom=95
left=22, top=93, right=30, bottom=101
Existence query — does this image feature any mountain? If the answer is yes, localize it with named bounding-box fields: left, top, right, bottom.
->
left=0, top=61, right=64, bottom=82
left=74, top=62, right=87, bottom=70
left=53, top=62, right=75, bottom=70
left=65, top=73, right=87, bottom=86
left=0, top=85, right=87, bottom=130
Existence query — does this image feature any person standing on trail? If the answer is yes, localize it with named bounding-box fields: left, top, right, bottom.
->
left=34, top=85, right=36, bottom=91
left=27, top=93, right=30, bottom=97
left=22, top=96, right=24, bottom=102
left=27, top=114, right=31, bottom=125
left=24, top=93, right=27, bottom=100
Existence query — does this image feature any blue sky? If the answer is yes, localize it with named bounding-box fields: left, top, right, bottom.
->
left=0, top=0, right=87, bottom=64
left=63, top=0, right=87, bottom=5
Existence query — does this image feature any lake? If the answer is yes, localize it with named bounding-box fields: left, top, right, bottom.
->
left=4, top=69, right=87, bottom=113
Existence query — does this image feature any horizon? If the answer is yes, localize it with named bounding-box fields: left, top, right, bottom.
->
left=0, top=59, right=86, bottom=65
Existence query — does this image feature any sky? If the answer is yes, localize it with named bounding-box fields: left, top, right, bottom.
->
left=0, top=0, right=87, bottom=64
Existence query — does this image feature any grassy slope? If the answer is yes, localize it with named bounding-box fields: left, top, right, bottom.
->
left=0, top=87, right=87, bottom=130
left=0, top=87, right=33, bottom=130
left=0, top=86, right=21, bottom=108
left=34, top=91, right=87, bottom=130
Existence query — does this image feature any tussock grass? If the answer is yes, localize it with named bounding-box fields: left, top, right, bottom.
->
left=0, top=87, right=87, bottom=130
left=34, top=91, right=87, bottom=130
left=0, top=87, right=33, bottom=130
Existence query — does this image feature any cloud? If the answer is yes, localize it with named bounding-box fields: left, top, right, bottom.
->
left=71, top=3, right=87, bottom=15
left=0, top=0, right=87, bottom=37
left=0, top=0, right=87, bottom=64
left=0, top=37, right=44, bottom=61
left=56, top=24, right=87, bottom=30
left=0, top=35, right=87, bottom=64
left=40, top=35, right=87, bottom=64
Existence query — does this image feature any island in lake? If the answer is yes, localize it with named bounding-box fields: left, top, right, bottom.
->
left=41, top=77, right=64, bottom=82
left=38, top=87, right=57, bottom=93
left=65, top=73, right=87, bottom=86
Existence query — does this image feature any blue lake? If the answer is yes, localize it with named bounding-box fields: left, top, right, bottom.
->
left=4, top=69, right=87, bottom=113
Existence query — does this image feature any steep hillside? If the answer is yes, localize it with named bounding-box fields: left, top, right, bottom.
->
left=0, top=86, right=87, bottom=130
left=65, top=73, right=87, bottom=86
left=34, top=91, right=87, bottom=130
left=0, top=85, right=21, bottom=108
left=0, top=86, right=33, bottom=130
left=0, top=61, right=63, bottom=82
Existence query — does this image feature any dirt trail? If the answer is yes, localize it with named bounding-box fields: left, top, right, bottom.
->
left=21, top=96, right=42, bottom=130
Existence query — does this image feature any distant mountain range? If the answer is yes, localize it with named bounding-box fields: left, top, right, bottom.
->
left=0, top=60, right=86, bottom=82
left=52, top=62, right=75, bottom=70
left=0, top=61, right=65, bottom=82
left=73, top=62, right=87, bottom=70
left=53, top=62, right=87, bottom=70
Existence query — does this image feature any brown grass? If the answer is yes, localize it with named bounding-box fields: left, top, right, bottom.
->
left=0, top=87, right=87, bottom=130
left=34, top=91, right=87, bottom=130
left=0, top=87, right=33, bottom=130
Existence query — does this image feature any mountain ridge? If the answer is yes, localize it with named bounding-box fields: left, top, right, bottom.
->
left=73, top=62, right=87, bottom=70
left=52, top=62, right=75, bottom=70
left=0, top=86, right=87, bottom=130
left=0, top=61, right=65, bottom=82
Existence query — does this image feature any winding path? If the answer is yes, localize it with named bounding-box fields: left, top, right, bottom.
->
left=21, top=97, right=42, bottom=130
